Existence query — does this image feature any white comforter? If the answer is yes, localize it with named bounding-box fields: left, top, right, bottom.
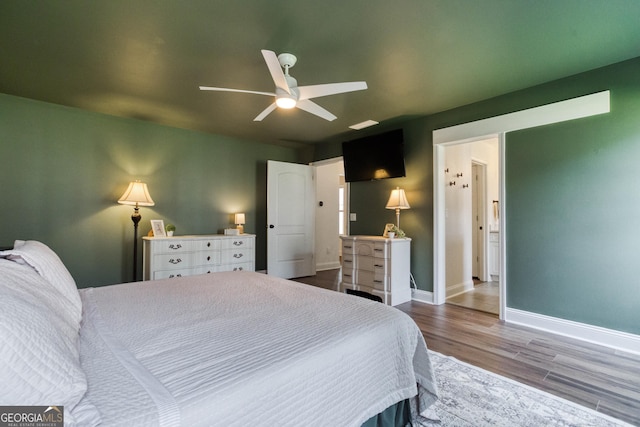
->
left=78, top=271, right=437, bottom=426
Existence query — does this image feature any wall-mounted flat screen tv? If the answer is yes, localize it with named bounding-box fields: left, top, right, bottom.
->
left=342, top=129, right=406, bottom=182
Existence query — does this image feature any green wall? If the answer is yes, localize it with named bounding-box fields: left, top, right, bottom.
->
left=0, top=94, right=303, bottom=287
left=315, top=56, right=640, bottom=335
left=506, top=59, right=640, bottom=334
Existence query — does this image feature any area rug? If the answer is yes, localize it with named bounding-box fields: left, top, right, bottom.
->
left=419, top=350, right=632, bottom=426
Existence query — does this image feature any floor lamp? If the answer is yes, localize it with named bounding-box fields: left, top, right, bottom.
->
left=118, top=180, right=155, bottom=282
left=385, top=186, right=410, bottom=228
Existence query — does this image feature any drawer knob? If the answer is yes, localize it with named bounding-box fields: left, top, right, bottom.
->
left=207, top=242, right=211, bottom=247
left=169, top=244, right=182, bottom=250
left=233, top=241, right=244, bottom=246
left=233, top=267, right=243, bottom=271
left=207, top=256, right=211, bottom=261
left=233, top=253, right=243, bottom=259
left=169, top=258, right=182, bottom=264
left=169, top=274, right=182, bottom=278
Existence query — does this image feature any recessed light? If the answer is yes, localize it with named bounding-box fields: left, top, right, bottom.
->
left=349, top=120, right=379, bottom=130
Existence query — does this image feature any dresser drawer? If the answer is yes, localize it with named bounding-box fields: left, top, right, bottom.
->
left=342, top=240, right=356, bottom=255
left=192, top=250, right=222, bottom=266
left=355, top=241, right=374, bottom=256
left=222, top=248, right=252, bottom=264
left=153, top=268, right=193, bottom=280
left=342, top=253, right=355, bottom=268
left=153, top=240, right=193, bottom=253
left=373, top=242, right=388, bottom=258
left=193, top=239, right=222, bottom=251
left=356, top=269, right=388, bottom=291
left=218, top=261, right=253, bottom=272
left=222, top=237, right=254, bottom=249
left=153, top=253, right=193, bottom=270
left=341, top=268, right=355, bottom=284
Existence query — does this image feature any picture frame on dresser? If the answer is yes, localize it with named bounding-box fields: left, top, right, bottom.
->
left=150, top=219, right=166, bottom=237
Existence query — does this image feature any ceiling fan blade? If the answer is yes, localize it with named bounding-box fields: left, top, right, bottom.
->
left=254, top=103, right=278, bottom=121
left=295, top=99, right=337, bottom=121
left=199, top=86, right=274, bottom=97
left=298, top=81, right=367, bottom=100
left=261, top=50, right=291, bottom=94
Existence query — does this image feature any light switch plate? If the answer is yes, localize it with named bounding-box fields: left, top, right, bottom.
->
left=349, top=213, right=357, bottom=221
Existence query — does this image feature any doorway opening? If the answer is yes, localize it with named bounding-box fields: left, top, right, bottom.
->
left=442, top=139, right=500, bottom=315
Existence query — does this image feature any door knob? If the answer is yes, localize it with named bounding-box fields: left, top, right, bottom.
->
left=269, top=224, right=275, bottom=228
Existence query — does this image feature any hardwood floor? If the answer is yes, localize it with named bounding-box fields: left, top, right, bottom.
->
left=446, top=280, right=499, bottom=315
left=292, top=269, right=640, bottom=425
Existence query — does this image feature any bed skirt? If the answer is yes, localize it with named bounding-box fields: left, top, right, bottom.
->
left=362, top=399, right=411, bottom=427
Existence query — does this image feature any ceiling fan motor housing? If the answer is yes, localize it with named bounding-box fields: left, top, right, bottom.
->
left=277, top=53, right=297, bottom=69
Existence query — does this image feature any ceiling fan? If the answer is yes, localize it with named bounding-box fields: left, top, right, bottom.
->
left=199, top=50, right=367, bottom=122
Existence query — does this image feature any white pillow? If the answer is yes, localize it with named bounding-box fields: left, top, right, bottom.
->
left=0, top=240, right=82, bottom=324
left=0, top=260, right=89, bottom=422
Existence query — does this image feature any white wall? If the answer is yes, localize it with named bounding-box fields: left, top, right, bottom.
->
left=444, top=137, right=498, bottom=296
left=470, top=138, right=499, bottom=231
left=314, top=160, right=344, bottom=271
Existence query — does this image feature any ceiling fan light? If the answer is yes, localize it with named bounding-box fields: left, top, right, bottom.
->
left=276, top=95, right=297, bottom=109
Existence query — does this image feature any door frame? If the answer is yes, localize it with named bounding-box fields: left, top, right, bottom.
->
left=310, top=157, right=347, bottom=271
left=433, top=91, right=610, bottom=320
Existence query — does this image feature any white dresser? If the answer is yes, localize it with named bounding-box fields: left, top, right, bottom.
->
left=142, top=234, right=255, bottom=280
left=339, top=235, right=411, bottom=306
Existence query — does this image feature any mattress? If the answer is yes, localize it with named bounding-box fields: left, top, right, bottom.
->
left=78, top=271, right=438, bottom=426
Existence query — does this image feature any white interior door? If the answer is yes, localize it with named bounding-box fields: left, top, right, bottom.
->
left=267, top=160, right=315, bottom=278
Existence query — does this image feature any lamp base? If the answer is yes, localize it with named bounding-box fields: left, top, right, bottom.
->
left=236, top=225, right=244, bottom=234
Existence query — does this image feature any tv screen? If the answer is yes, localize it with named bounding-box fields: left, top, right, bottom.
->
left=342, top=129, right=406, bottom=182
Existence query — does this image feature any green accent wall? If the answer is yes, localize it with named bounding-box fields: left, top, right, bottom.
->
left=506, top=59, right=640, bottom=334
left=0, top=94, right=303, bottom=287
left=315, top=56, right=640, bottom=335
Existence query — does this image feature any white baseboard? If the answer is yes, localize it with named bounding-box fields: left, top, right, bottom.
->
left=316, top=262, right=341, bottom=271
left=411, top=288, right=434, bottom=304
left=445, top=280, right=475, bottom=299
left=505, top=308, right=640, bottom=356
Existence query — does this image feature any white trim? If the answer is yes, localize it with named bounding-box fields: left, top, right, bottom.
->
left=411, top=289, right=434, bottom=304
left=433, top=91, right=611, bottom=320
left=445, top=280, right=474, bottom=299
left=506, top=308, right=640, bottom=356
left=316, top=262, right=342, bottom=271
left=498, top=133, right=507, bottom=317
left=433, top=90, right=610, bottom=144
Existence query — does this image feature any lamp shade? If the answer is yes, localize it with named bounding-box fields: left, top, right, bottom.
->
left=385, top=187, right=410, bottom=210
left=234, top=213, right=246, bottom=225
left=118, top=181, right=155, bottom=206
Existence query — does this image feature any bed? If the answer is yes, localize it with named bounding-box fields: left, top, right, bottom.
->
left=0, top=240, right=438, bottom=426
